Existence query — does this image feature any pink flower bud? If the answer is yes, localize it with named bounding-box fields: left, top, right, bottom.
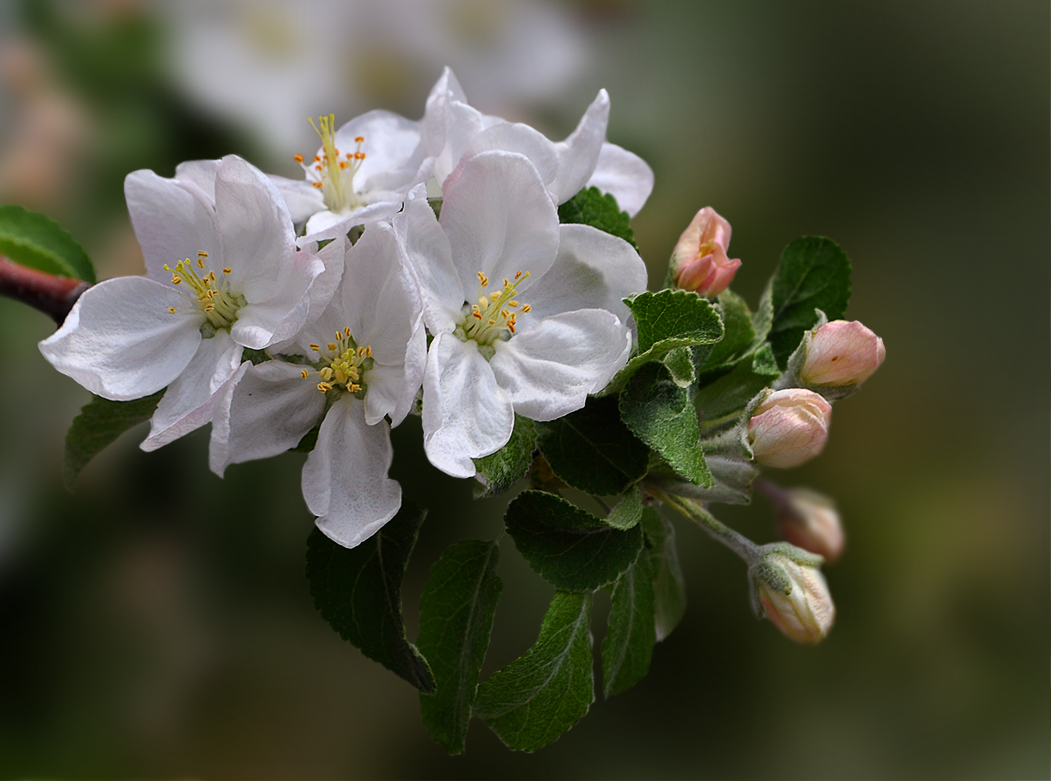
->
left=754, top=553, right=835, bottom=644
left=800, top=320, right=886, bottom=387
left=748, top=389, right=832, bottom=468
left=670, top=207, right=742, bottom=297
left=776, top=488, right=844, bottom=563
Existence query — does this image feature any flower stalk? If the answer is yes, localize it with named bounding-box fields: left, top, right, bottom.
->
left=0, top=254, right=89, bottom=324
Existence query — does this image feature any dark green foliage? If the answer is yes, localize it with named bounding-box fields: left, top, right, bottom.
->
left=0, top=205, right=96, bottom=282
left=558, top=187, right=637, bottom=249
left=63, top=391, right=163, bottom=488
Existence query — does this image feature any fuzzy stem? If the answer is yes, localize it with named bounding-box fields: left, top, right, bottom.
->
left=0, top=255, right=89, bottom=324
left=650, top=486, right=759, bottom=563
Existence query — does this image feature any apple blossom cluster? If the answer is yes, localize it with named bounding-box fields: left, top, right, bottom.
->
left=4, top=67, right=885, bottom=753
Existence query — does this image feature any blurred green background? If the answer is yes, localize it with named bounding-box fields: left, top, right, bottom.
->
left=0, top=0, right=1046, bottom=778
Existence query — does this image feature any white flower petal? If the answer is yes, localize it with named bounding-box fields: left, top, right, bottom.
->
left=587, top=142, right=654, bottom=218
left=39, top=277, right=201, bottom=400
left=549, top=89, right=610, bottom=204
left=465, top=122, right=559, bottom=189
left=524, top=224, right=648, bottom=329
left=125, top=169, right=222, bottom=283
left=174, top=159, right=220, bottom=203
left=302, top=200, right=402, bottom=242
left=303, top=394, right=402, bottom=549
left=208, top=360, right=326, bottom=475
left=141, top=332, right=245, bottom=451
left=440, top=150, right=560, bottom=295
left=270, top=174, right=326, bottom=225
left=395, top=193, right=463, bottom=333
left=232, top=254, right=327, bottom=349
left=422, top=333, right=514, bottom=478
left=335, top=109, right=424, bottom=193
left=489, top=309, right=632, bottom=421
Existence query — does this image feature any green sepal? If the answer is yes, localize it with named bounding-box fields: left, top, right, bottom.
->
left=418, top=540, right=503, bottom=754
left=641, top=508, right=687, bottom=641
left=504, top=491, right=644, bottom=592
left=474, top=590, right=594, bottom=752
left=557, top=187, right=637, bottom=250
left=663, top=346, right=696, bottom=388
left=63, top=390, right=164, bottom=488
left=0, top=204, right=96, bottom=283
left=305, top=502, right=435, bottom=693
left=534, top=395, right=648, bottom=496
left=473, top=415, right=536, bottom=498
left=602, top=555, right=657, bottom=698
left=619, top=362, right=712, bottom=487
left=763, top=236, right=852, bottom=366
left=604, top=290, right=724, bottom=394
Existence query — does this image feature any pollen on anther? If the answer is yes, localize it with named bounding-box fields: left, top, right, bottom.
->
left=313, top=155, right=321, bottom=162
left=317, top=382, right=333, bottom=393
left=522, top=304, right=532, bottom=313
left=327, top=343, right=337, bottom=351
left=223, top=267, right=232, bottom=274
left=309, top=343, right=320, bottom=352
left=355, top=135, right=364, bottom=143
left=197, top=250, right=209, bottom=258
left=301, top=369, right=309, bottom=379
left=312, top=181, right=324, bottom=188
left=293, top=154, right=304, bottom=163
left=168, top=307, right=176, bottom=314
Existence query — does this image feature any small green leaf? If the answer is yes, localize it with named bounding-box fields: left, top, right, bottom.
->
left=305, top=502, right=435, bottom=693
left=557, top=187, right=637, bottom=249
left=694, top=351, right=780, bottom=431
left=0, top=205, right=96, bottom=282
left=605, top=290, right=724, bottom=393
left=619, top=362, right=712, bottom=487
left=605, top=485, right=643, bottom=530
left=663, top=346, right=695, bottom=388
left=475, top=591, right=594, bottom=752
left=768, top=236, right=852, bottom=365
left=699, top=290, right=756, bottom=375
left=291, top=424, right=320, bottom=453
left=641, top=508, right=686, bottom=641
left=64, top=391, right=163, bottom=488
left=473, top=415, right=536, bottom=498
left=505, top=491, right=644, bottom=592
left=602, top=556, right=656, bottom=697
left=418, top=540, right=503, bottom=754
left=535, top=395, right=648, bottom=496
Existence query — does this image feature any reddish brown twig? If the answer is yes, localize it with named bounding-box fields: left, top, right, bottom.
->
left=0, top=255, right=91, bottom=324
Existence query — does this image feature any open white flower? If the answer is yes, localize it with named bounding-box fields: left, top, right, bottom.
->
left=271, top=111, right=427, bottom=239
left=210, top=221, right=425, bottom=548
left=397, top=150, right=647, bottom=478
left=40, top=155, right=340, bottom=449
left=422, top=67, right=654, bottom=216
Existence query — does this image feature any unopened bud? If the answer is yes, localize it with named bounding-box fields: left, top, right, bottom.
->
left=750, top=548, right=835, bottom=644
left=800, top=320, right=885, bottom=388
left=747, top=389, right=831, bottom=468
left=669, top=207, right=742, bottom=297
left=776, top=488, right=844, bottom=563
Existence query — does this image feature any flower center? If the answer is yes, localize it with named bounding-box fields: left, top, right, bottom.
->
left=294, top=114, right=367, bottom=214
left=459, top=270, right=531, bottom=351
left=164, top=250, right=245, bottom=334
left=302, top=327, right=374, bottom=395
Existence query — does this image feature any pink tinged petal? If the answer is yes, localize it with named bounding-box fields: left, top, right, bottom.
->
left=524, top=224, right=648, bottom=331
left=270, top=173, right=326, bottom=225
left=489, top=309, right=631, bottom=421
left=208, top=360, right=326, bottom=476
left=422, top=334, right=514, bottom=479
left=395, top=194, right=463, bottom=334
left=586, top=143, right=655, bottom=218
left=440, top=151, right=560, bottom=294
left=125, top=169, right=222, bottom=283
left=549, top=89, right=610, bottom=204
left=303, top=395, right=402, bottom=549
left=39, top=277, right=201, bottom=400
left=141, top=332, right=245, bottom=452
left=465, top=122, right=559, bottom=191
left=212, top=155, right=297, bottom=301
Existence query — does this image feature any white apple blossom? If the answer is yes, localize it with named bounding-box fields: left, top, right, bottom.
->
left=209, top=221, right=425, bottom=548
left=397, top=150, right=647, bottom=478
left=421, top=67, right=655, bottom=216
left=39, top=155, right=341, bottom=450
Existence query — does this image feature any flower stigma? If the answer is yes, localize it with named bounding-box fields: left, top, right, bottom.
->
left=163, top=250, right=246, bottom=335
left=457, top=270, right=531, bottom=358
left=303, top=327, right=374, bottom=396
left=295, top=114, right=367, bottom=214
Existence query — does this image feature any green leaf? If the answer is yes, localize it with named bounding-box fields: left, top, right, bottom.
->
left=418, top=540, right=503, bottom=754
left=768, top=236, right=852, bottom=365
left=473, top=415, right=536, bottom=498
left=663, top=346, right=695, bottom=388
left=475, top=591, right=594, bottom=752
left=605, top=485, right=644, bottom=530
left=505, top=491, right=644, bottom=592
left=0, top=205, right=96, bottom=282
left=291, top=423, right=320, bottom=453
left=534, top=395, right=648, bottom=496
left=641, top=508, right=686, bottom=641
left=619, top=362, right=712, bottom=486
left=557, top=187, right=636, bottom=250
left=305, top=502, right=435, bottom=693
left=699, top=290, right=756, bottom=375
left=63, top=391, right=163, bottom=488
left=695, top=350, right=780, bottom=431
left=605, top=290, right=724, bottom=393
left=602, top=556, right=656, bottom=697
